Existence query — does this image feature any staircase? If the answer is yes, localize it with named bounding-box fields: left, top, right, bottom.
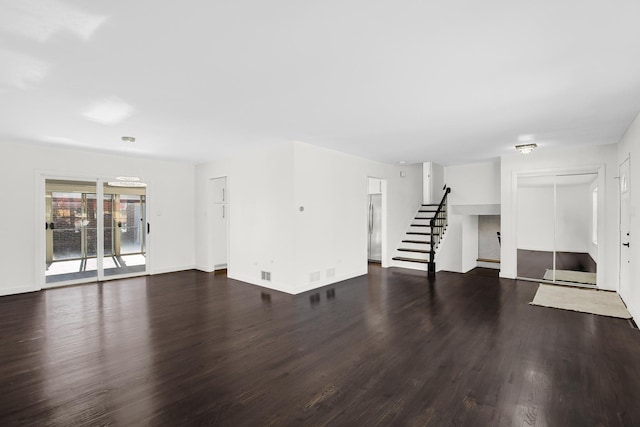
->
left=393, top=187, right=451, bottom=276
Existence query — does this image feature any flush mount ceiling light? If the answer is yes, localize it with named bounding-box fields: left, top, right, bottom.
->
left=515, top=143, right=537, bottom=154
left=107, top=136, right=147, bottom=187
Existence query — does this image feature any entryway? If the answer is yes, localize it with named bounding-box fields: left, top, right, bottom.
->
left=367, top=177, right=386, bottom=265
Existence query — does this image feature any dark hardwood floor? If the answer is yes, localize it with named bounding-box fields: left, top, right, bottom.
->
left=1, top=265, right=639, bottom=426
left=517, top=249, right=597, bottom=281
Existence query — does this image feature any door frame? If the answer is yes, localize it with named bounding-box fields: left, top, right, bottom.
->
left=366, top=177, right=388, bottom=267
left=35, top=170, right=152, bottom=290
left=619, top=155, right=631, bottom=295
left=512, top=164, right=605, bottom=287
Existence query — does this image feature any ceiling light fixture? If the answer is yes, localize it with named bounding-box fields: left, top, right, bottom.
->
left=515, top=143, right=537, bottom=155
left=107, top=136, right=147, bottom=187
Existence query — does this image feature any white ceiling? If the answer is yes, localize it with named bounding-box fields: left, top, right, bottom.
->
left=1, top=0, right=640, bottom=165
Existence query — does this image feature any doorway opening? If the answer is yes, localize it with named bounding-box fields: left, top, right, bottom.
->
left=367, top=177, right=384, bottom=264
left=44, top=178, right=147, bottom=285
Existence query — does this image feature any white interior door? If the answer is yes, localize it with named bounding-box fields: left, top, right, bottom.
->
left=620, top=157, right=631, bottom=294
left=211, top=177, right=228, bottom=270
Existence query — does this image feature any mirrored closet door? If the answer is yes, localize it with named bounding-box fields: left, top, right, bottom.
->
left=516, top=173, right=598, bottom=287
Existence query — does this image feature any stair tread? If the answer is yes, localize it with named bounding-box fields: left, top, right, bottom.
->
left=398, top=248, right=432, bottom=254
left=392, top=256, right=430, bottom=264
left=411, top=224, right=444, bottom=227
left=407, top=231, right=439, bottom=235
left=421, top=204, right=439, bottom=206
left=402, top=240, right=431, bottom=244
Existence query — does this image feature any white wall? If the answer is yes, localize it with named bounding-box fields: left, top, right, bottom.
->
left=445, top=159, right=501, bottom=205
left=437, top=159, right=501, bottom=272
left=195, top=142, right=423, bottom=294
left=0, top=141, right=196, bottom=296
left=195, top=142, right=296, bottom=292
left=516, top=183, right=592, bottom=253
left=293, top=142, right=422, bottom=293
left=617, top=111, right=640, bottom=320
left=500, top=143, right=618, bottom=290
left=423, top=162, right=444, bottom=204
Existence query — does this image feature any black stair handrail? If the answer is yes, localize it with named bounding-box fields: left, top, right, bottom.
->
left=429, top=187, right=451, bottom=275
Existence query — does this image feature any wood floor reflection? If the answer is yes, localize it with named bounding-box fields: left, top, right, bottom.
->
left=1, top=266, right=638, bottom=426
left=517, top=249, right=597, bottom=281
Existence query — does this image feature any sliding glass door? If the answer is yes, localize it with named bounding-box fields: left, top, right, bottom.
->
left=45, top=180, right=99, bottom=284
left=103, top=185, right=146, bottom=277
left=45, top=178, right=147, bottom=286
left=516, top=173, right=598, bottom=287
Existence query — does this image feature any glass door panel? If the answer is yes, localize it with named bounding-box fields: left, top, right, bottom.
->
left=45, top=180, right=98, bottom=284
left=516, top=176, right=555, bottom=281
left=103, top=184, right=147, bottom=277
left=553, top=174, right=598, bottom=286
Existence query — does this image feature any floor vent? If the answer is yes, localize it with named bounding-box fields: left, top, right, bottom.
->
left=310, top=271, right=321, bottom=283
left=261, top=271, right=271, bottom=281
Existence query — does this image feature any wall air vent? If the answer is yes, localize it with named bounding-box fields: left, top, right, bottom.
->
left=261, top=271, right=271, bottom=281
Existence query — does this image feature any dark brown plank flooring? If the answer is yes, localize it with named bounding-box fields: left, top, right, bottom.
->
left=1, top=265, right=639, bottom=426
left=517, top=249, right=597, bottom=281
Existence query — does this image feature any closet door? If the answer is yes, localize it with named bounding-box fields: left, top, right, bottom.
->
left=211, top=177, right=228, bottom=270
left=516, top=176, right=555, bottom=281
left=553, top=174, right=597, bottom=286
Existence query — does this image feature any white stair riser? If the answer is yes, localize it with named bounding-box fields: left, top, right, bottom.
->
left=390, top=260, right=430, bottom=271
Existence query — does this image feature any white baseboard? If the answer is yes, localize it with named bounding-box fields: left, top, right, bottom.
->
left=477, top=261, right=501, bottom=269
left=0, top=285, right=39, bottom=297
left=151, top=265, right=196, bottom=275
left=499, top=271, right=516, bottom=279
left=195, top=264, right=227, bottom=273
left=229, top=269, right=367, bottom=295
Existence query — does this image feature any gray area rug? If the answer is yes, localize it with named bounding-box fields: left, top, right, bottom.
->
left=530, top=284, right=631, bottom=319
left=543, top=269, right=597, bottom=285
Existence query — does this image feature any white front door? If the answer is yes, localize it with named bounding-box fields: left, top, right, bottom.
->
left=619, top=157, right=631, bottom=295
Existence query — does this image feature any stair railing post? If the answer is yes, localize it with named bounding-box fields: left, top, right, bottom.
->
left=428, top=187, right=450, bottom=278
left=429, top=216, right=436, bottom=276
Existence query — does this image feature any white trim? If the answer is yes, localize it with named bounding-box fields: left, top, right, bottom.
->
left=151, top=265, right=196, bottom=275
left=43, top=277, right=98, bottom=289
left=618, top=155, right=631, bottom=295
left=230, top=270, right=367, bottom=295
left=0, top=286, right=39, bottom=297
